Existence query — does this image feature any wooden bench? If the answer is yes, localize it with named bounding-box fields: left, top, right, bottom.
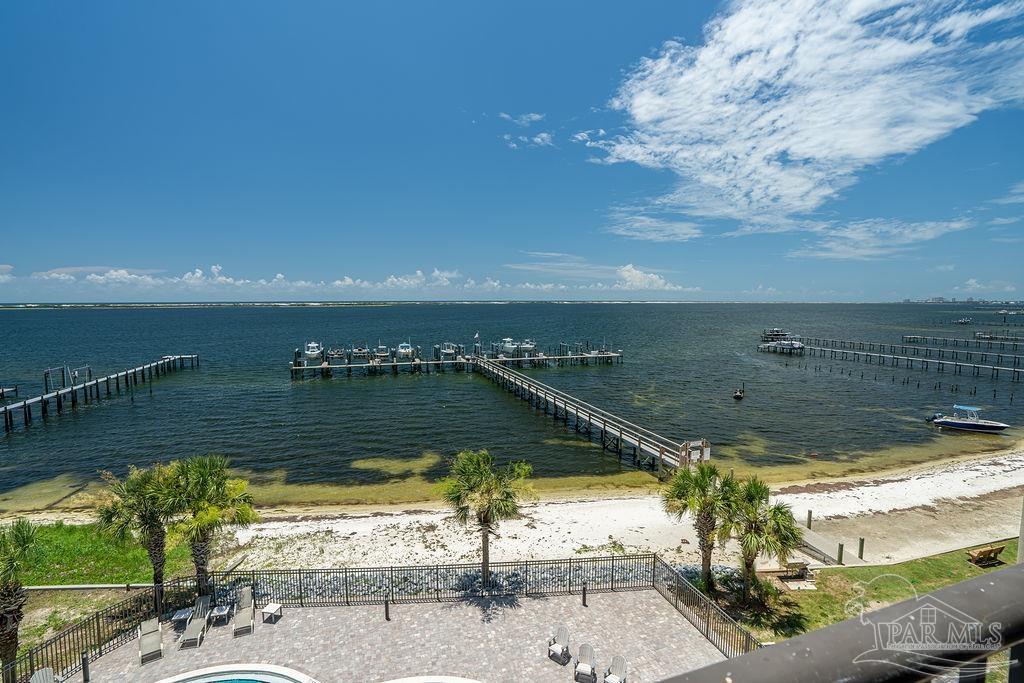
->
left=966, top=545, right=1005, bottom=567
left=781, top=561, right=813, bottom=581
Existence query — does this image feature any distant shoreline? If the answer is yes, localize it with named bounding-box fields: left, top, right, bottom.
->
left=0, top=300, right=1003, bottom=310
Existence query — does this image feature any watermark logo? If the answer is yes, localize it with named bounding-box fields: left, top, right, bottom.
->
left=846, top=574, right=1008, bottom=677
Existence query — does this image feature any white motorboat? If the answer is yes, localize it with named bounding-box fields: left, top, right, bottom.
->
left=499, top=337, right=517, bottom=354
left=396, top=342, right=415, bottom=360
left=374, top=343, right=391, bottom=361
left=761, top=328, right=794, bottom=342
left=927, top=405, right=1009, bottom=433
left=351, top=345, right=370, bottom=360
left=303, top=341, right=324, bottom=362
left=519, top=339, right=537, bottom=353
left=440, top=342, right=459, bottom=358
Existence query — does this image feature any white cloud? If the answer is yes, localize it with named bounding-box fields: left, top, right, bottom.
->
left=612, top=264, right=685, bottom=291
left=789, top=218, right=972, bottom=260
left=994, top=180, right=1024, bottom=204
left=598, top=0, right=1024, bottom=235
left=989, top=216, right=1021, bottom=225
left=0, top=264, right=12, bottom=283
left=933, top=264, right=956, bottom=272
left=956, top=277, right=1017, bottom=293
left=607, top=211, right=702, bottom=242
left=531, top=132, right=554, bottom=146
left=498, top=112, right=545, bottom=126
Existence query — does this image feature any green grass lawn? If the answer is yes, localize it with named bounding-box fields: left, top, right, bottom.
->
left=22, top=522, right=193, bottom=585
left=746, top=538, right=1019, bottom=642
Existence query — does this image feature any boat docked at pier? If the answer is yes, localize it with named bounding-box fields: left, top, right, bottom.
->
left=396, top=342, right=415, bottom=360
left=761, top=328, right=795, bottom=342
left=303, top=341, right=324, bottom=362
left=927, top=405, right=1009, bottom=433
left=498, top=337, right=538, bottom=355
left=373, top=343, right=391, bottom=361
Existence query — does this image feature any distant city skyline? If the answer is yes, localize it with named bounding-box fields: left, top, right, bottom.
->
left=1, top=1, right=1022, bottom=303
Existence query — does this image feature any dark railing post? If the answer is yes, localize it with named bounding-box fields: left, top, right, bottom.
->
left=384, top=596, right=390, bottom=621
left=582, top=581, right=588, bottom=607
left=80, top=650, right=90, bottom=682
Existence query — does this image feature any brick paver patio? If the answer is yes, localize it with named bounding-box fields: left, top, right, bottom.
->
left=88, top=590, right=724, bottom=682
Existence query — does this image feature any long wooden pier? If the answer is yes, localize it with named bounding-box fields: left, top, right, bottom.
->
left=803, top=346, right=1021, bottom=382
left=472, top=356, right=708, bottom=471
left=900, top=335, right=1022, bottom=351
left=1, top=354, right=200, bottom=433
left=290, top=351, right=622, bottom=379
left=800, top=337, right=1022, bottom=367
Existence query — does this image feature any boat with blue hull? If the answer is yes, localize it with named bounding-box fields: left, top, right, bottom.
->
left=927, top=405, right=1009, bottom=433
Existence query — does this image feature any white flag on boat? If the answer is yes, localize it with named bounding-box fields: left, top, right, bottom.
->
left=474, top=331, right=479, bottom=339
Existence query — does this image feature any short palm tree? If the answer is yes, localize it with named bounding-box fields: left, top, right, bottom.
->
left=0, top=519, right=37, bottom=683
left=662, top=462, right=735, bottom=591
left=440, top=449, right=532, bottom=587
left=97, top=464, right=175, bottom=586
left=722, top=476, right=803, bottom=603
left=161, top=455, right=258, bottom=592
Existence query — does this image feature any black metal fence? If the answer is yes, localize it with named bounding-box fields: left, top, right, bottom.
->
left=209, top=554, right=657, bottom=608
left=0, top=577, right=197, bottom=683
left=2, top=554, right=761, bottom=682
left=653, top=556, right=762, bottom=658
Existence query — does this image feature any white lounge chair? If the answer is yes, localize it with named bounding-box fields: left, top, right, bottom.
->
left=179, top=595, right=211, bottom=649
left=574, top=643, right=597, bottom=683
left=233, top=602, right=254, bottom=637
left=139, top=618, right=163, bottom=664
left=28, top=669, right=56, bottom=683
left=604, top=655, right=628, bottom=683
left=547, top=624, right=570, bottom=664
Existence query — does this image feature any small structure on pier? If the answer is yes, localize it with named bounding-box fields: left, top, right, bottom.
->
left=757, top=340, right=806, bottom=356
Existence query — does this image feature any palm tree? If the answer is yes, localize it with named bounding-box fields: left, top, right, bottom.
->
left=662, top=462, right=735, bottom=591
left=440, top=450, right=532, bottom=587
left=97, top=464, right=175, bottom=587
left=161, top=455, right=258, bottom=592
left=0, top=519, right=37, bottom=683
left=722, top=476, right=803, bottom=603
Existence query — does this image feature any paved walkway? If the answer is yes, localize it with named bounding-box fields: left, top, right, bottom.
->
left=89, top=590, right=724, bottom=682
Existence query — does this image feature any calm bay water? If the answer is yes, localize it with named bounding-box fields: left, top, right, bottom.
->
left=1, top=303, right=1020, bottom=505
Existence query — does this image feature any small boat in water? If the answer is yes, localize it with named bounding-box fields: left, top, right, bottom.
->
left=954, top=317, right=973, bottom=325
left=373, top=343, right=391, bottom=361
left=927, top=405, right=1009, bottom=433
left=519, top=339, right=537, bottom=353
left=351, top=345, right=370, bottom=360
left=396, top=342, right=415, bottom=360
left=761, top=328, right=794, bottom=342
left=303, top=341, right=324, bottom=362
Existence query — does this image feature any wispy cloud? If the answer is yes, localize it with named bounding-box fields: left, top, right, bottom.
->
left=956, top=277, right=1017, bottom=293
left=503, top=132, right=555, bottom=150
left=0, top=264, right=12, bottom=284
left=988, top=215, right=1021, bottom=225
left=498, top=112, right=545, bottom=127
left=993, top=180, right=1024, bottom=204
left=503, top=252, right=695, bottom=291
left=594, top=0, right=1024, bottom=239
left=607, top=209, right=702, bottom=242
left=789, top=219, right=972, bottom=260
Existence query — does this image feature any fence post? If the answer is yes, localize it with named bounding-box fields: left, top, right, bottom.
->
left=582, top=581, right=588, bottom=607
left=567, top=557, right=573, bottom=594
left=80, top=650, right=90, bottom=682
left=610, top=556, right=616, bottom=591
left=344, top=568, right=350, bottom=606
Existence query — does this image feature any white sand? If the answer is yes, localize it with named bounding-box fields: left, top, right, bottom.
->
left=226, top=448, right=1024, bottom=570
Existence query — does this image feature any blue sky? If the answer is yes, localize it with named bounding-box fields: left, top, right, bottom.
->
left=0, top=0, right=1022, bottom=302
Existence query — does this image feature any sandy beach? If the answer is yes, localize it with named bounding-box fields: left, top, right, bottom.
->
left=215, top=445, right=1024, bottom=570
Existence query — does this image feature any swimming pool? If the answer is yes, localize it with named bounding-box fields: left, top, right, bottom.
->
left=155, top=664, right=319, bottom=683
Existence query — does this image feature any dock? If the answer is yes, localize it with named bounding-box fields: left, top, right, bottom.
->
left=801, top=337, right=1022, bottom=368
left=1, top=354, right=200, bottom=433
left=900, top=335, right=1022, bottom=352
left=802, top=346, right=1021, bottom=382
left=290, top=341, right=705, bottom=472
left=472, top=356, right=708, bottom=471
left=757, top=342, right=805, bottom=356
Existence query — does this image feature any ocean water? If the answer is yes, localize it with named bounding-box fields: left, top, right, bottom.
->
left=0, top=303, right=1020, bottom=504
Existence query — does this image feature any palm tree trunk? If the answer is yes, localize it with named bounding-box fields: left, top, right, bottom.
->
left=481, top=527, right=490, bottom=590
left=696, top=510, right=715, bottom=592
left=0, top=628, right=18, bottom=683
left=190, top=533, right=212, bottom=595
left=742, top=553, right=756, bottom=603
left=145, top=525, right=167, bottom=586
left=0, top=584, right=27, bottom=683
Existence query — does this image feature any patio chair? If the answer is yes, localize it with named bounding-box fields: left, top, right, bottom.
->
left=140, top=617, right=159, bottom=636
left=574, top=643, right=597, bottom=683
left=604, top=655, right=628, bottom=683
left=233, top=600, right=255, bottom=637
left=179, top=595, right=211, bottom=649
left=139, top=624, right=164, bottom=665
left=28, top=669, right=56, bottom=683
left=239, top=585, right=253, bottom=609
left=547, top=624, right=570, bottom=665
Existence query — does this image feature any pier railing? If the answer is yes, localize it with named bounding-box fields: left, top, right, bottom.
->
left=471, top=355, right=705, bottom=469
